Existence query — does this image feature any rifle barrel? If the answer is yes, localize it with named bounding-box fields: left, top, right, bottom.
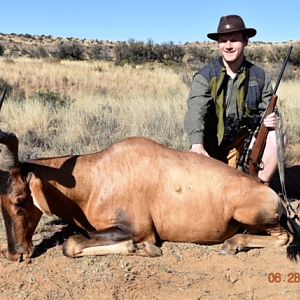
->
left=273, top=46, right=293, bottom=95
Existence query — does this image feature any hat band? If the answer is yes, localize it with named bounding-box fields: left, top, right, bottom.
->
left=220, top=24, right=245, bottom=31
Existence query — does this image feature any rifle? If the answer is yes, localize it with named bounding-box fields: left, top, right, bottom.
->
left=238, top=46, right=293, bottom=177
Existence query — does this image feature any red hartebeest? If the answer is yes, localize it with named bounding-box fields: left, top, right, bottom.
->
left=0, top=130, right=298, bottom=261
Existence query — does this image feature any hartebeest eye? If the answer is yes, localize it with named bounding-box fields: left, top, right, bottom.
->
left=10, top=191, right=30, bottom=208
left=12, top=196, right=31, bottom=216
left=15, top=196, right=28, bottom=207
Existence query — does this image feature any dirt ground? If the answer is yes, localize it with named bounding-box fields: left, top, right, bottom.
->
left=1, top=168, right=300, bottom=300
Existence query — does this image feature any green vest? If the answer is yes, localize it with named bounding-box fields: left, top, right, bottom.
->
left=210, top=67, right=249, bottom=145
left=199, top=58, right=265, bottom=145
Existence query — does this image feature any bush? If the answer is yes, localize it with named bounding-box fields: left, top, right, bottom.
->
left=245, top=47, right=267, bottom=63
left=114, top=39, right=185, bottom=65
left=187, top=46, right=218, bottom=68
left=115, top=39, right=148, bottom=64
left=29, top=46, right=49, bottom=59
left=290, top=46, right=300, bottom=66
left=33, top=90, right=74, bottom=111
left=0, top=44, right=4, bottom=56
left=265, top=46, right=289, bottom=64
left=90, top=44, right=112, bottom=61
left=56, top=42, right=85, bottom=60
left=155, top=41, right=185, bottom=63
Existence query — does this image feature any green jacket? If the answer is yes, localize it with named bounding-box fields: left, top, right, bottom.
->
left=184, top=57, right=273, bottom=152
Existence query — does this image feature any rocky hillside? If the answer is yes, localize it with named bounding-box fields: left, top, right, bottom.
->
left=0, top=32, right=298, bottom=61
left=0, top=33, right=116, bottom=60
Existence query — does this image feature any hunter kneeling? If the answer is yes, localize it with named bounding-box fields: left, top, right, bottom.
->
left=184, top=15, right=288, bottom=184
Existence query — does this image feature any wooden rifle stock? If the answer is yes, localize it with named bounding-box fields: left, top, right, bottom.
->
left=247, top=45, right=293, bottom=178
left=248, top=94, right=277, bottom=177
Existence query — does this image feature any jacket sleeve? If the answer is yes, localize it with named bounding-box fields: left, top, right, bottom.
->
left=258, top=75, right=273, bottom=114
left=184, top=73, right=213, bottom=145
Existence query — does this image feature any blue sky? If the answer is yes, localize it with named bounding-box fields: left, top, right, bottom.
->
left=0, top=1, right=299, bottom=44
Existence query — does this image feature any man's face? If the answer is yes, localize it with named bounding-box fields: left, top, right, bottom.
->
left=218, top=32, right=248, bottom=63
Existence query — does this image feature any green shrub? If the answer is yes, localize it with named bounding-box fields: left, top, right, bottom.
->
left=114, top=39, right=185, bottom=65
left=56, top=42, right=85, bottom=60
left=90, top=44, right=112, bottom=61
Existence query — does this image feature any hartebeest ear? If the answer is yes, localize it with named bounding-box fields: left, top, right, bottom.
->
left=26, top=172, right=52, bottom=216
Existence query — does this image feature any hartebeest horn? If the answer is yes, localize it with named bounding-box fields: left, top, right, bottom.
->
left=0, top=88, right=7, bottom=111
left=0, top=130, right=20, bottom=171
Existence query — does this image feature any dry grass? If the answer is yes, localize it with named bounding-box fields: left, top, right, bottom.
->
left=0, top=57, right=299, bottom=165
left=0, top=58, right=189, bottom=158
left=277, top=80, right=300, bottom=164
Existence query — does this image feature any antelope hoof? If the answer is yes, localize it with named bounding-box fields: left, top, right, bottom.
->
left=134, top=241, right=162, bottom=257
left=222, top=240, right=239, bottom=255
left=63, top=236, right=85, bottom=258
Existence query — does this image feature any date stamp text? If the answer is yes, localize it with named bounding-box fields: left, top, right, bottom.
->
left=268, top=272, right=300, bottom=283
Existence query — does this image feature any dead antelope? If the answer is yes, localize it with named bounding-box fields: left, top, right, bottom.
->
left=0, top=130, right=298, bottom=261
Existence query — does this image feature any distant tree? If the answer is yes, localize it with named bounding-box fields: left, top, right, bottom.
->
left=23, top=33, right=35, bottom=39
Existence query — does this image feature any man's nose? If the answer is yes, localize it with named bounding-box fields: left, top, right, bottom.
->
left=225, top=40, right=233, bottom=48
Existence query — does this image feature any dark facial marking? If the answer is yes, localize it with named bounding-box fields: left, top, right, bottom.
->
left=1, top=203, right=18, bottom=254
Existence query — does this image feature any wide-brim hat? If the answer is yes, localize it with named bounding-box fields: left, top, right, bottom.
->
left=207, top=15, right=256, bottom=41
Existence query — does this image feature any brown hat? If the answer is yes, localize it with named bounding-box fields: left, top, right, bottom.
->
left=207, top=15, right=256, bottom=41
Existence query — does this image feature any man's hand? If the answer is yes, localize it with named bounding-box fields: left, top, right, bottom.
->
left=190, top=144, right=210, bottom=157
left=263, top=112, right=278, bottom=129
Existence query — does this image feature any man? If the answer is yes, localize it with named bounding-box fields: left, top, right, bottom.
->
left=184, top=15, right=278, bottom=184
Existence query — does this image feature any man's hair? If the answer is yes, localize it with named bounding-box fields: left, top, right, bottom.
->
left=242, top=32, right=249, bottom=42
